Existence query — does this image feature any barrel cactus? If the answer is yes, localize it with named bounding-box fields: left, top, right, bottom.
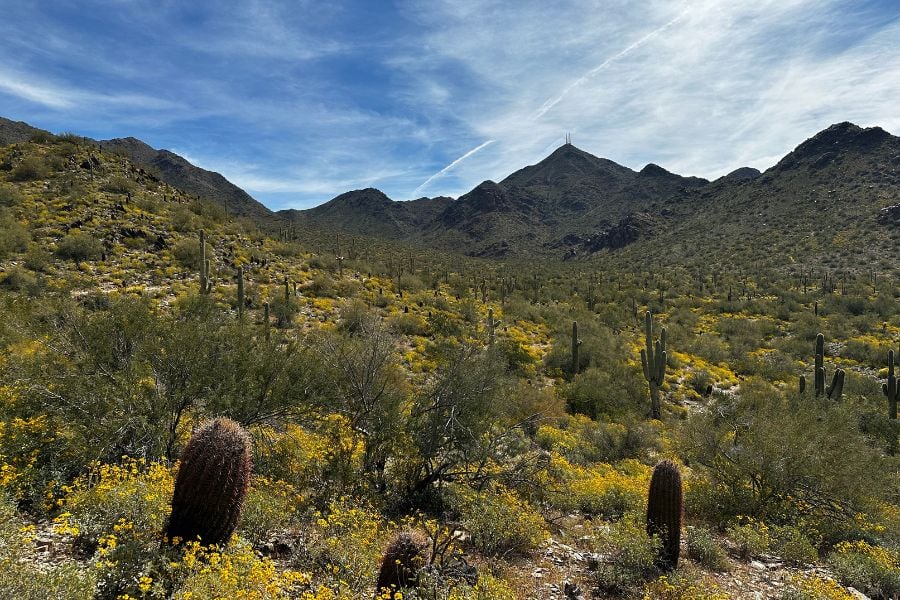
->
left=166, top=417, right=252, bottom=546
left=646, top=459, right=682, bottom=571
left=374, top=530, right=432, bottom=596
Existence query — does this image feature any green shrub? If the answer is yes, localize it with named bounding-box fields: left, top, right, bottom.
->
left=771, top=525, right=818, bottom=565
left=0, top=208, right=28, bottom=257
left=55, top=232, right=102, bottom=261
left=591, top=512, right=661, bottom=594
left=9, top=156, right=48, bottom=181
left=726, top=518, right=772, bottom=560
left=102, top=176, right=136, bottom=195
left=686, top=526, right=729, bottom=571
left=450, top=485, right=548, bottom=557
left=0, top=183, right=23, bottom=206
left=828, top=541, right=900, bottom=598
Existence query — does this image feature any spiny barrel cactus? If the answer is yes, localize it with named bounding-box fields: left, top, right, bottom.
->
left=641, top=311, right=667, bottom=420
left=166, top=417, right=252, bottom=546
left=827, top=368, right=845, bottom=402
left=646, top=459, right=682, bottom=572
left=374, top=530, right=432, bottom=597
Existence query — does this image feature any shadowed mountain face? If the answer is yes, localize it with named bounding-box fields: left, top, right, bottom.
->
left=285, top=143, right=708, bottom=257
left=283, top=122, right=900, bottom=262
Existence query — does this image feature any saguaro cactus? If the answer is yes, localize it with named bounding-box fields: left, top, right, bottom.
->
left=814, top=333, right=826, bottom=397
left=827, top=368, right=845, bottom=402
left=641, top=311, right=667, bottom=420
left=236, top=266, right=245, bottom=318
left=646, top=459, right=682, bottom=572
left=882, top=348, right=899, bottom=420
left=374, top=530, right=432, bottom=597
left=166, top=417, right=252, bottom=546
left=487, top=308, right=501, bottom=345
left=571, top=321, right=583, bottom=375
left=199, top=230, right=212, bottom=294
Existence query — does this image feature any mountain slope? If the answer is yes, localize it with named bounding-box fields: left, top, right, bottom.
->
left=98, top=137, right=271, bottom=220
left=0, top=117, right=271, bottom=220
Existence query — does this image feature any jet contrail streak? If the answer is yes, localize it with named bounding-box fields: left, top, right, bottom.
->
left=533, top=10, right=688, bottom=120
left=412, top=139, right=496, bottom=197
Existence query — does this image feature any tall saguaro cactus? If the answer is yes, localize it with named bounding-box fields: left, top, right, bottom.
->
left=814, top=333, right=826, bottom=397
left=646, top=459, right=682, bottom=571
left=641, top=311, right=667, bottom=420
left=236, top=266, right=245, bottom=319
left=487, top=308, right=501, bottom=345
left=571, top=321, right=583, bottom=375
left=883, top=348, right=899, bottom=420
left=199, top=230, right=212, bottom=294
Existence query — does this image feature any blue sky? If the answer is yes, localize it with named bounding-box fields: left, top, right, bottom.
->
left=1, top=1, right=899, bottom=210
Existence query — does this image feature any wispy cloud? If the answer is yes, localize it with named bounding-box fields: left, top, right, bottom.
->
left=2, top=0, right=899, bottom=208
left=412, top=140, right=496, bottom=197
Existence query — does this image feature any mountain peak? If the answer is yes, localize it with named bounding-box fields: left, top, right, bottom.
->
left=793, top=122, right=892, bottom=158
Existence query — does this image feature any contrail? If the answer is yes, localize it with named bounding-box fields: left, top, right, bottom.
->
left=412, top=139, right=496, bottom=197
left=533, top=10, right=688, bottom=120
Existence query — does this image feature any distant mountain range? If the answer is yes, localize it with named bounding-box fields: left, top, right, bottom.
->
left=4, top=115, right=900, bottom=262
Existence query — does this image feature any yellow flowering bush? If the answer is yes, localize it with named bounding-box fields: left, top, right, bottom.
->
left=643, top=574, right=729, bottom=599
left=168, top=539, right=311, bottom=600
left=53, top=458, right=174, bottom=546
left=544, top=453, right=650, bottom=518
left=301, top=498, right=390, bottom=595
left=782, top=574, right=857, bottom=600
left=827, top=540, right=900, bottom=598
left=726, top=517, right=772, bottom=560
left=449, top=484, right=548, bottom=557
left=0, top=413, right=63, bottom=503
left=239, top=476, right=303, bottom=545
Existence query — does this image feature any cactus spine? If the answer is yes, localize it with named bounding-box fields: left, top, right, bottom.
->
left=166, top=417, right=252, bottom=546
left=199, top=230, right=212, bottom=294
left=882, top=348, right=899, bottom=420
left=646, top=459, right=682, bottom=572
left=641, top=311, right=667, bottom=420
left=571, top=321, right=582, bottom=375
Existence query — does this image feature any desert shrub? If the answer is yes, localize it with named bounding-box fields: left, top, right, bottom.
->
left=0, top=414, right=68, bottom=506
left=0, top=183, right=23, bottom=206
left=239, top=476, right=301, bottom=546
left=389, top=311, right=429, bottom=336
left=0, top=497, right=96, bottom=600
left=643, top=573, right=730, bottom=599
left=771, top=525, right=818, bottom=565
left=101, top=176, right=136, bottom=195
left=55, top=232, right=102, bottom=261
left=591, top=512, right=661, bottom=594
left=23, top=242, right=52, bottom=271
left=686, top=526, right=729, bottom=571
left=172, top=237, right=208, bottom=269
left=299, top=498, right=389, bottom=595
left=168, top=539, right=310, bottom=599
left=562, top=365, right=647, bottom=419
left=0, top=266, right=41, bottom=295
left=678, top=387, right=888, bottom=542
left=827, top=541, right=900, bottom=598
left=781, top=574, right=857, bottom=600
left=9, top=156, right=48, bottom=181
left=726, top=518, right=772, bottom=560
left=0, top=208, right=28, bottom=257
left=450, top=485, right=547, bottom=557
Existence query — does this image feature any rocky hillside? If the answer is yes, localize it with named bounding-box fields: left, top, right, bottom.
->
left=0, top=116, right=272, bottom=220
